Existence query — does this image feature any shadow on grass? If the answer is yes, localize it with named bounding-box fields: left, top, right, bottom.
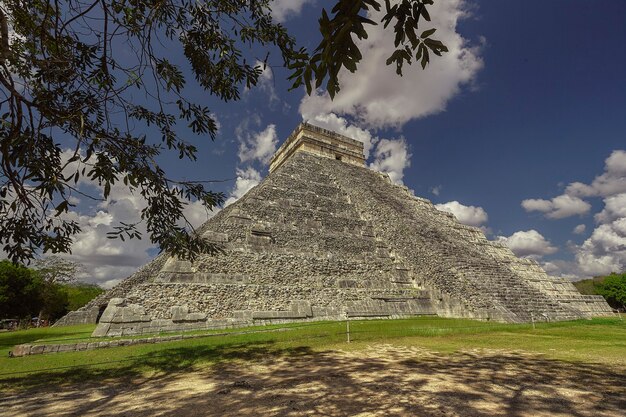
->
left=0, top=329, right=94, bottom=350
left=0, top=338, right=315, bottom=392
left=2, top=347, right=625, bottom=417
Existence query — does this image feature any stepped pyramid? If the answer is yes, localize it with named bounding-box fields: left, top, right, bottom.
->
left=57, top=123, right=612, bottom=336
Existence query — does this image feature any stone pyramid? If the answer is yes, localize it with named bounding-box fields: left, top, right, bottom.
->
left=57, top=123, right=612, bottom=337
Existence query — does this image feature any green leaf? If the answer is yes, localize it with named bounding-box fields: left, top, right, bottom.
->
left=54, top=201, right=69, bottom=216
left=421, top=28, right=436, bottom=38
left=415, top=43, right=425, bottom=61
left=421, top=47, right=429, bottom=69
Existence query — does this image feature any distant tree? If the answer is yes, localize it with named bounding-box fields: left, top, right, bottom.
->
left=595, top=273, right=626, bottom=310
left=62, top=283, right=104, bottom=311
left=39, top=281, right=69, bottom=321
left=32, top=256, right=85, bottom=284
left=0, top=260, right=69, bottom=322
left=0, top=260, right=44, bottom=319
left=0, top=0, right=447, bottom=264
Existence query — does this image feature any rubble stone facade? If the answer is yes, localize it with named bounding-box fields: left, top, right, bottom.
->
left=59, top=123, right=611, bottom=337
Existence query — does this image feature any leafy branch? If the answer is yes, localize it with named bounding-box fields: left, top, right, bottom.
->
left=0, top=0, right=447, bottom=264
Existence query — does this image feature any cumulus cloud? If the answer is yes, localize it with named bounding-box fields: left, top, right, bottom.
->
left=594, top=193, right=626, bottom=224
left=573, top=206, right=626, bottom=277
left=435, top=201, right=488, bottom=227
left=36, top=149, right=218, bottom=286
left=575, top=228, right=625, bottom=276
left=521, top=195, right=591, bottom=219
left=255, top=60, right=280, bottom=107
left=541, top=260, right=582, bottom=281
left=100, top=278, right=124, bottom=289
left=237, top=122, right=279, bottom=165
left=496, top=230, right=558, bottom=259
left=569, top=151, right=626, bottom=276
left=523, top=149, right=626, bottom=279
left=228, top=116, right=279, bottom=208
left=430, top=185, right=442, bottom=196
left=573, top=224, right=586, bottom=235
left=59, top=185, right=216, bottom=285
left=182, top=199, right=218, bottom=230
left=57, top=190, right=155, bottom=285
left=565, top=150, right=626, bottom=198
left=270, top=0, right=316, bottom=22
left=369, top=138, right=411, bottom=184
left=224, top=167, right=262, bottom=207
left=299, top=0, right=484, bottom=128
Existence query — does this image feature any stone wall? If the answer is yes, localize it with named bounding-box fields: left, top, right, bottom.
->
left=53, top=254, right=169, bottom=327
left=89, top=146, right=612, bottom=337
left=327, top=156, right=612, bottom=321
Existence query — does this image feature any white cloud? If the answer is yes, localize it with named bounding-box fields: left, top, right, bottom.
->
left=605, top=149, right=626, bottom=174
left=523, top=150, right=626, bottom=279
left=594, top=193, right=626, bottom=224
left=224, top=167, right=262, bottom=207
left=299, top=0, right=484, bottom=128
left=435, top=201, right=488, bottom=227
left=270, top=0, right=316, bottom=22
left=0, top=5, right=27, bottom=92
left=574, top=213, right=626, bottom=277
left=369, top=137, right=411, bottom=184
left=100, top=278, right=123, bottom=290
left=565, top=150, right=626, bottom=198
left=565, top=152, right=626, bottom=276
left=430, top=185, right=442, bottom=196
left=521, top=194, right=591, bottom=219
left=496, top=230, right=558, bottom=259
left=541, top=260, right=581, bottom=281
left=39, top=149, right=219, bottom=286
left=58, top=197, right=155, bottom=284
left=257, top=60, right=273, bottom=82
left=237, top=123, right=279, bottom=165
left=181, top=199, right=218, bottom=229
left=255, top=60, right=280, bottom=107
left=520, top=198, right=552, bottom=213
left=573, top=224, right=586, bottom=235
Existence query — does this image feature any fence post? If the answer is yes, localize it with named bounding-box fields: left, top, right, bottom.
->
left=531, top=312, right=535, bottom=330
left=346, top=313, right=350, bottom=343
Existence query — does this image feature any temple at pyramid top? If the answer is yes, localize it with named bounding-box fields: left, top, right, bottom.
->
left=269, top=122, right=366, bottom=173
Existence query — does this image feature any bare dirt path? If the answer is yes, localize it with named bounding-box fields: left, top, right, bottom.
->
left=2, top=345, right=625, bottom=417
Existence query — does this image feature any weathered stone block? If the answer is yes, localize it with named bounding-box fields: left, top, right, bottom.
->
left=171, top=305, right=189, bottom=321
left=57, top=344, right=77, bottom=353
left=43, top=344, right=60, bottom=354
left=91, top=323, right=111, bottom=337
left=29, top=345, right=45, bottom=355
left=10, top=344, right=32, bottom=357
left=109, top=298, right=126, bottom=307
left=185, top=312, right=207, bottom=321
left=99, top=303, right=121, bottom=323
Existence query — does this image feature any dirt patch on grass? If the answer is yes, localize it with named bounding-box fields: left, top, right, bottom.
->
left=2, top=345, right=624, bottom=417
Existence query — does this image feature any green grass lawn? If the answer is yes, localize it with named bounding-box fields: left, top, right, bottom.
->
left=1, top=316, right=624, bottom=392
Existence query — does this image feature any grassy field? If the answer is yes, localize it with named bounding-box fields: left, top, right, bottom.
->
left=1, top=316, right=625, bottom=392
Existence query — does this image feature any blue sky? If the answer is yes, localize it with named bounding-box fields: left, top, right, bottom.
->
left=18, top=0, right=625, bottom=287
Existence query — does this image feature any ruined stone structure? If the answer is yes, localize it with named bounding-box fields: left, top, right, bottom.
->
left=58, top=123, right=612, bottom=337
